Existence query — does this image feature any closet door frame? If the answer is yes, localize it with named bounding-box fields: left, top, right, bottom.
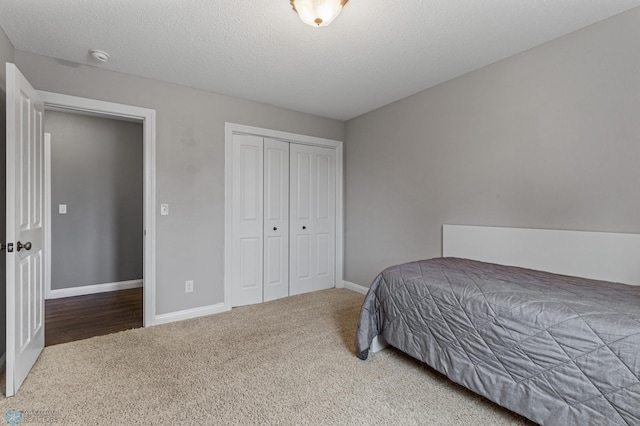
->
left=224, top=123, right=344, bottom=309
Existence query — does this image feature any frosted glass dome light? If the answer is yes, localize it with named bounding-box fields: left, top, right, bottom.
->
left=290, top=0, right=349, bottom=27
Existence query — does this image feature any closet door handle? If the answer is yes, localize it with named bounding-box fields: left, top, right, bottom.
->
left=302, top=226, right=306, bottom=230
left=273, top=227, right=277, bottom=231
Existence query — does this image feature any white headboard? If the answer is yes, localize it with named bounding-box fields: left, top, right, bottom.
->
left=443, top=225, right=640, bottom=286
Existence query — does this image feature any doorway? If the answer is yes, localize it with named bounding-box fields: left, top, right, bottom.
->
left=43, top=109, right=144, bottom=346
left=38, top=91, right=157, bottom=328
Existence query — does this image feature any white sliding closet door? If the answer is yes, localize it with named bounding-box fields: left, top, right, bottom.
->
left=289, top=144, right=336, bottom=295
left=231, top=134, right=264, bottom=307
left=263, top=139, right=289, bottom=302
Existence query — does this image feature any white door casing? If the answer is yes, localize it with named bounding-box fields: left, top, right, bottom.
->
left=289, top=144, right=336, bottom=296
left=231, top=134, right=264, bottom=307
left=6, top=63, right=46, bottom=397
left=263, top=138, right=289, bottom=302
left=35, top=91, right=157, bottom=326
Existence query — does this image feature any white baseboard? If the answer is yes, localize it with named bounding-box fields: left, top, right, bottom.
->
left=0, top=352, right=5, bottom=371
left=46, top=279, right=143, bottom=299
left=152, top=303, right=229, bottom=326
left=343, top=280, right=369, bottom=295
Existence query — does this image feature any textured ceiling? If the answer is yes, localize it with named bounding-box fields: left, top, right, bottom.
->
left=1, top=1, right=639, bottom=121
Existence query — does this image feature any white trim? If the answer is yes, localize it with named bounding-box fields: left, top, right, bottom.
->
left=225, top=123, right=342, bottom=148
left=46, top=280, right=143, bottom=300
left=153, top=303, right=229, bottom=326
left=224, top=126, right=233, bottom=310
left=38, top=91, right=152, bottom=122
left=224, top=123, right=345, bottom=309
left=343, top=280, right=369, bottom=295
left=443, top=225, right=640, bottom=286
left=0, top=353, right=6, bottom=372
left=335, top=143, right=344, bottom=289
left=37, top=90, right=157, bottom=326
left=44, top=133, right=52, bottom=300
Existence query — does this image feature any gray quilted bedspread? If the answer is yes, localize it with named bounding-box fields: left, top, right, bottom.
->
left=355, top=257, right=640, bottom=425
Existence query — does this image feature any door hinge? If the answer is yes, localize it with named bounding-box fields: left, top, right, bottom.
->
left=7, top=243, right=14, bottom=253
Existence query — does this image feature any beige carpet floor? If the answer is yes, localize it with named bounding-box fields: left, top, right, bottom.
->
left=0, top=289, right=532, bottom=425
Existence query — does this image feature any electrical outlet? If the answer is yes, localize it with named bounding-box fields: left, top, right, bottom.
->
left=185, top=280, right=194, bottom=293
left=160, top=204, right=169, bottom=216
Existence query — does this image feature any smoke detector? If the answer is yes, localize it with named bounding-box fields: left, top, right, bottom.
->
left=89, top=49, right=110, bottom=63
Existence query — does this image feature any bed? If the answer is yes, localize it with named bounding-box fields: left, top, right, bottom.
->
left=355, top=226, right=640, bottom=425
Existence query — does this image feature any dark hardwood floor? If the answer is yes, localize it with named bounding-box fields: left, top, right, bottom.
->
left=45, top=288, right=143, bottom=347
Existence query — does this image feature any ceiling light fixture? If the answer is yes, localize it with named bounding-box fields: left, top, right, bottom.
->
left=89, top=49, right=110, bottom=63
left=290, top=0, right=349, bottom=27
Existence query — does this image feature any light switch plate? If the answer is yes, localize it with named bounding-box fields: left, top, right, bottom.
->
left=160, top=204, right=169, bottom=216
left=59, top=204, right=67, bottom=214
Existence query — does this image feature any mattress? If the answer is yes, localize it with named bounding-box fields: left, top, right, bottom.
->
left=355, top=257, right=640, bottom=425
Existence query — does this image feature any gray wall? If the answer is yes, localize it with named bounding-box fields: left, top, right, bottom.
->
left=0, top=26, right=14, bottom=358
left=14, top=51, right=345, bottom=315
left=345, top=8, right=640, bottom=287
left=45, top=110, right=143, bottom=290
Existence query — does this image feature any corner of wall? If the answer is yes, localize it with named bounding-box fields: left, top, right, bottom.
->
left=0, top=24, right=16, bottom=91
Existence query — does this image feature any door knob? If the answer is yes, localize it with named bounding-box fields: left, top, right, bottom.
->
left=302, top=226, right=306, bottom=230
left=17, top=241, right=32, bottom=251
left=273, top=227, right=277, bottom=231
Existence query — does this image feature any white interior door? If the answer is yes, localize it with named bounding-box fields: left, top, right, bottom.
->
left=289, top=144, right=335, bottom=295
left=6, top=63, right=46, bottom=396
left=231, top=134, right=264, bottom=307
left=263, top=138, right=289, bottom=302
